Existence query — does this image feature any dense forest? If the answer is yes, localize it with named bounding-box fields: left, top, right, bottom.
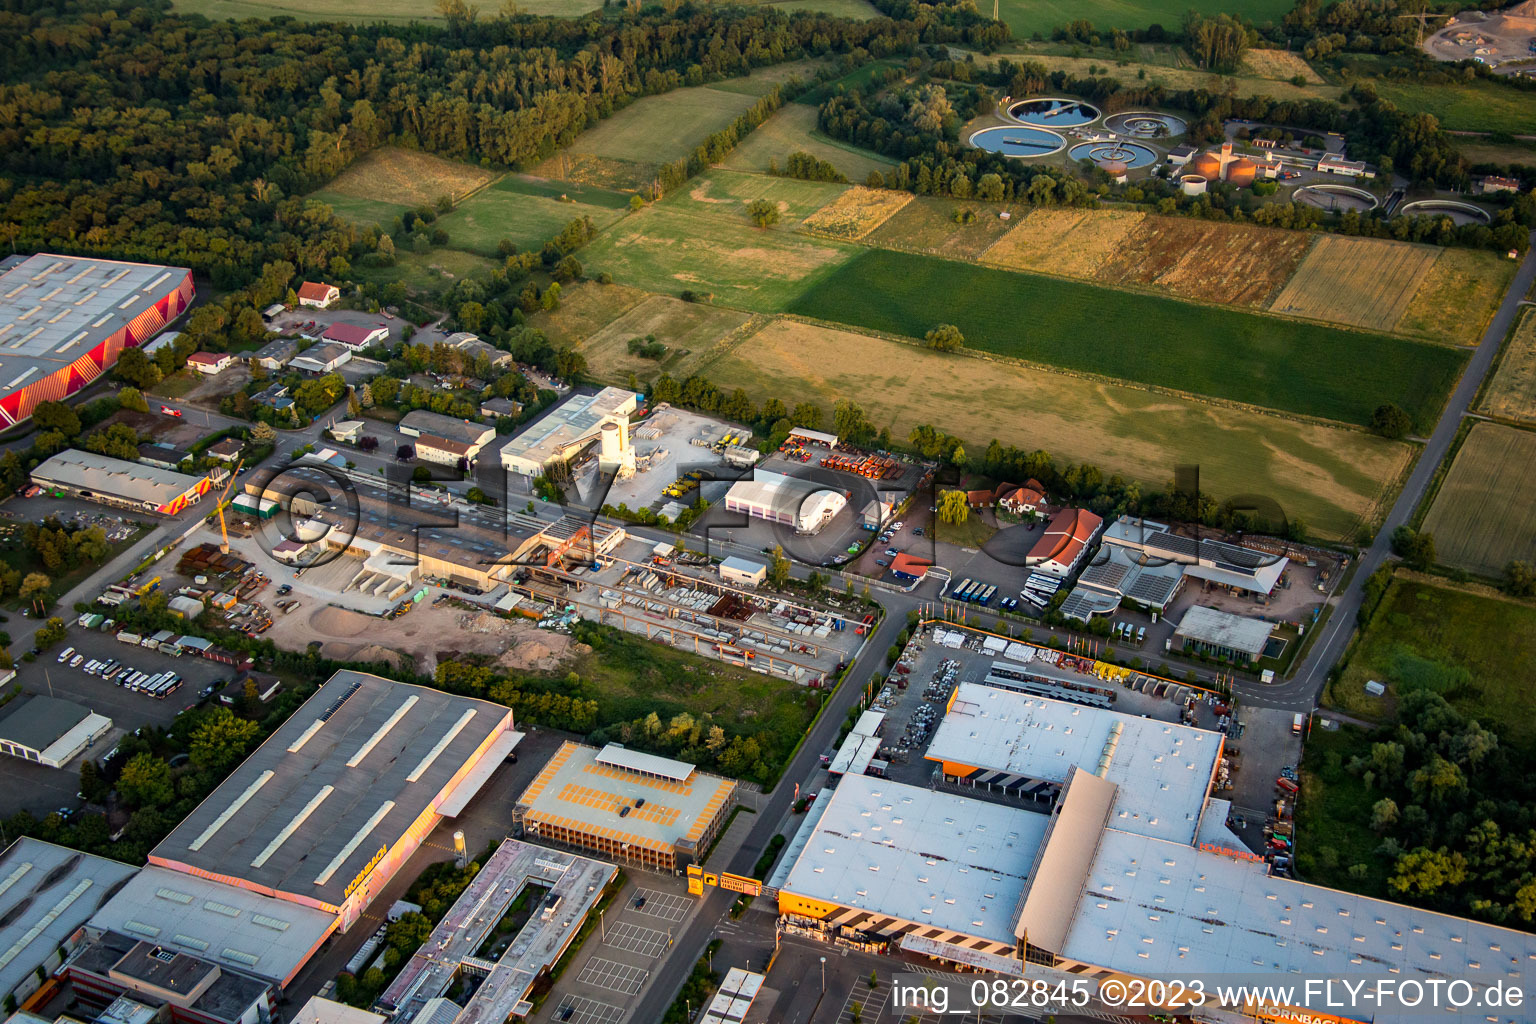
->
left=0, top=0, right=951, bottom=288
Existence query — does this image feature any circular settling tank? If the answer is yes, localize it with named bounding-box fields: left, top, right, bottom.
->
left=1398, top=199, right=1492, bottom=225
left=1103, top=110, right=1188, bottom=138
left=1068, top=141, right=1157, bottom=170
left=1007, top=97, right=1101, bottom=127
left=1180, top=174, right=1208, bottom=196
left=1293, top=183, right=1379, bottom=213
left=969, top=125, right=1065, bottom=158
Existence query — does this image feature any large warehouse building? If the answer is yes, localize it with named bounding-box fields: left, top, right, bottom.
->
left=770, top=683, right=1536, bottom=1023
left=32, top=449, right=218, bottom=516
left=516, top=742, right=735, bottom=872
left=0, top=254, right=193, bottom=430
left=148, top=670, right=519, bottom=933
left=499, top=387, right=639, bottom=477
left=0, top=838, right=139, bottom=1008
left=724, top=470, right=847, bottom=535
left=0, top=694, right=112, bottom=768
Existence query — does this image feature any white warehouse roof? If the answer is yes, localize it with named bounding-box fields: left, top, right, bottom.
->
left=926, top=683, right=1221, bottom=845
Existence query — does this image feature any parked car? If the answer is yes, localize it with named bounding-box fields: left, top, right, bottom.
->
left=160, top=405, right=182, bottom=417
left=69, top=654, right=84, bottom=668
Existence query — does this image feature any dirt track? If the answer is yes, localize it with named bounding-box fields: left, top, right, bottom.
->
left=262, top=599, right=583, bottom=676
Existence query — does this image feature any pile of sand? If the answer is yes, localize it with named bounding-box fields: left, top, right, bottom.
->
left=310, top=605, right=376, bottom=638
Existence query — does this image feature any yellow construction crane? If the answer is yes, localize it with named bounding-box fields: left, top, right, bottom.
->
left=215, top=458, right=245, bottom=553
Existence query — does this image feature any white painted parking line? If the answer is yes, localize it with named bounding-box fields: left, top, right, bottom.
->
left=629, top=888, right=690, bottom=922
left=577, top=956, right=649, bottom=996
left=548, top=994, right=624, bottom=1024
left=605, top=921, right=669, bottom=959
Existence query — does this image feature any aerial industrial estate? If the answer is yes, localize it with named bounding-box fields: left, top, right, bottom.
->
left=0, top=2, right=1533, bottom=1024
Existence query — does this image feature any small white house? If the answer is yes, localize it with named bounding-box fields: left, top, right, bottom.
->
left=186, top=351, right=236, bottom=375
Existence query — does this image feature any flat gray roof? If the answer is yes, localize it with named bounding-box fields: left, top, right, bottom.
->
left=381, top=840, right=616, bottom=1024
left=776, top=774, right=1050, bottom=946
left=0, top=694, right=94, bottom=751
left=1174, top=604, right=1275, bottom=656
left=498, top=387, right=638, bottom=468
left=88, top=865, right=336, bottom=986
left=150, top=671, right=513, bottom=909
left=925, top=683, right=1221, bottom=845
left=0, top=254, right=189, bottom=395
left=0, top=838, right=138, bottom=998
left=399, top=409, right=494, bottom=446
left=32, top=449, right=206, bottom=507
left=1060, top=827, right=1536, bottom=1015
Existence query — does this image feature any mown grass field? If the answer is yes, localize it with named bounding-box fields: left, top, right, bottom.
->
left=578, top=190, right=856, bottom=311
left=865, top=196, right=1023, bottom=259
left=796, top=60, right=901, bottom=105
left=980, top=51, right=1341, bottom=103
left=1421, top=422, right=1536, bottom=576
left=981, top=207, right=1145, bottom=277
left=309, top=192, right=414, bottom=232
left=433, top=177, right=630, bottom=255
left=1239, top=48, right=1322, bottom=83
left=722, top=103, right=897, bottom=183
left=317, top=146, right=498, bottom=207
left=786, top=248, right=1465, bottom=428
left=175, top=0, right=603, bottom=19
left=1098, top=216, right=1311, bottom=307
left=680, top=169, right=850, bottom=223
left=802, top=187, right=913, bottom=239
left=699, top=319, right=1409, bottom=538
left=529, top=281, right=650, bottom=349
left=575, top=295, right=753, bottom=382
left=991, top=0, right=1293, bottom=44
left=1480, top=309, right=1536, bottom=424
left=1269, top=236, right=1440, bottom=333
left=352, top=248, right=499, bottom=295
left=1394, top=248, right=1515, bottom=347
left=1372, top=77, right=1536, bottom=135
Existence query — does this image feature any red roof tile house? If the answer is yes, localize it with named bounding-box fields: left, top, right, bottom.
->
left=996, top=479, right=1046, bottom=515
left=966, top=488, right=995, bottom=508
left=1027, top=507, right=1104, bottom=578
left=296, top=281, right=339, bottom=308
left=185, top=351, right=236, bottom=375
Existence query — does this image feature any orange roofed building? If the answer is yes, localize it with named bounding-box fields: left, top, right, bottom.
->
left=1027, top=507, right=1103, bottom=578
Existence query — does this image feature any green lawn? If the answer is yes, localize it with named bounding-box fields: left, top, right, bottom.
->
left=993, top=0, right=1293, bottom=41
left=578, top=197, right=857, bottom=311
left=724, top=103, right=898, bottom=183
left=434, top=178, right=631, bottom=256
left=309, top=191, right=414, bottom=232
left=1329, top=578, right=1536, bottom=743
left=679, top=169, right=852, bottom=222
left=786, top=248, right=1466, bottom=428
left=352, top=248, right=500, bottom=298
left=1372, top=77, right=1536, bottom=135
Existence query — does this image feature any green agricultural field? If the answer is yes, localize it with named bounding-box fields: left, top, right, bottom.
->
left=1421, top=422, right=1536, bottom=577
left=786, top=248, right=1466, bottom=428
left=578, top=192, right=856, bottom=311
left=1372, top=77, right=1536, bottom=134
left=978, top=50, right=1341, bottom=103
left=433, top=177, right=631, bottom=256
left=174, top=0, right=602, bottom=22
left=991, top=0, right=1293, bottom=48
left=723, top=103, right=897, bottom=183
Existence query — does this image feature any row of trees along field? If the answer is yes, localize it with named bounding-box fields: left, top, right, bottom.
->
left=817, top=58, right=1534, bottom=252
